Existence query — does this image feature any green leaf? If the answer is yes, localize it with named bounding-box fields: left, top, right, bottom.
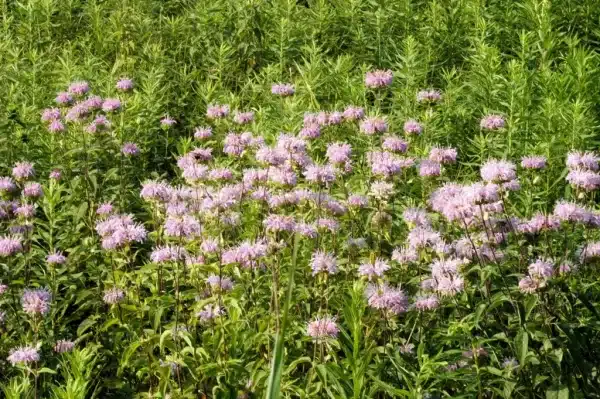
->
left=546, top=386, right=569, bottom=399
left=265, top=234, right=300, bottom=399
left=516, top=329, right=528, bottom=367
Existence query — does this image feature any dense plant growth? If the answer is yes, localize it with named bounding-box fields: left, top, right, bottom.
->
left=2, top=0, right=600, bottom=398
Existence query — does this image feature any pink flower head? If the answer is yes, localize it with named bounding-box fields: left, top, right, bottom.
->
left=0, top=236, right=23, bottom=256
left=233, top=111, right=254, bottom=124
left=12, top=162, right=35, bottom=180
left=160, top=116, right=176, bottom=127
left=566, top=151, right=599, bottom=171
left=55, top=92, right=73, bottom=105
left=48, top=119, right=65, bottom=133
left=414, top=295, right=440, bottom=311
left=417, top=89, right=442, bottom=103
left=358, top=258, right=390, bottom=280
left=528, top=258, right=554, bottom=280
left=23, top=182, right=43, bottom=198
left=68, top=81, right=90, bottom=96
left=429, top=147, right=457, bottom=164
left=326, top=142, right=352, bottom=164
left=566, top=170, right=600, bottom=191
left=46, top=251, right=67, bottom=265
left=365, top=69, right=393, bottom=88
left=21, top=287, right=51, bottom=315
left=553, top=200, right=591, bottom=223
left=194, top=126, right=213, bottom=140
left=306, top=316, right=339, bottom=340
left=519, top=276, right=538, bottom=294
left=96, top=202, right=114, bottom=216
left=271, top=83, right=295, bottom=96
left=0, top=177, right=16, bottom=193
left=304, top=164, right=336, bottom=185
left=403, top=119, right=423, bottom=135
left=103, top=288, right=125, bottom=304
left=41, top=108, right=61, bottom=122
left=263, top=214, right=295, bottom=232
left=480, top=114, right=505, bottom=130
left=7, top=346, right=39, bottom=366
left=102, top=98, right=121, bottom=112
left=480, top=159, right=517, bottom=183
left=343, top=106, right=365, bottom=121
left=150, top=245, right=188, bottom=263
left=116, top=78, right=134, bottom=91
left=360, top=117, right=387, bottom=135
left=311, top=251, right=338, bottom=275
left=521, top=156, right=546, bottom=169
left=299, top=123, right=321, bottom=139
left=419, top=159, right=441, bottom=177
left=206, top=274, right=234, bottom=291
left=347, top=194, right=368, bottom=208
left=206, top=104, right=230, bottom=119
left=382, top=136, right=408, bottom=153
left=54, top=340, right=75, bottom=353
left=365, top=283, right=409, bottom=314
left=49, top=169, right=62, bottom=181
left=121, top=142, right=140, bottom=156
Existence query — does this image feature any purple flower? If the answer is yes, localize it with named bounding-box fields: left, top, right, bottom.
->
left=233, top=111, right=254, bottom=124
left=347, top=194, right=368, bottom=208
left=553, top=201, right=591, bottom=223
left=365, top=69, right=393, bottom=88
left=140, top=180, right=171, bottom=202
left=102, top=98, right=121, bottom=112
left=12, top=162, right=35, bottom=180
left=263, top=214, right=295, bottom=232
left=46, top=251, right=67, bottom=265
left=382, top=136, right=408, bottom=153
left=121, top=142, right=140, bottom=156
left=48, top=119, right=65, bottom=133
left=304, top=164, right=336, bottom=185
left=194, top=126, right=213, bottom=140
left=566, top=170, right=600, bottom=191
left=519, top=276, right=538, bottom=294
left=95, top=214, right=147, bottom=249
left=521, top=156, right=546, bottom=169
left=294, top=222, right=317, bottom=238
left=49, top=169, right=62, bottom=181
left=206, top=104, right=230, bottom=119
left=403, top=207, right=430, bottom=227
left=306, top=316, right=339, bottom=340
left=369, top=181, right=394, bottom=200
left=528, top=258, right=554, bottom=280
left=23, top=182, right=43, bottom=198
left=150, top=245, right=188, bottom=263
left=566, top=151, right=599, bottom=171
left=55, top=92, right=73, bottom=105
left=164, top=215, right=201, bottom=238
left=326, top=142, right=352, bottom=164
left=160, top=116, right=176, bottom=127
left=22, top=287, right=51, bottom=315
left=311, top=251, right=337, bottom=275
left=206, top=275, right=234, bottom=291
left=197, top=304, right=224, bottom=322
left=429, top=147, right=457, bottom=164
left=96, top=202, right=114, bottom=216
left=0, top=284, right=7, bottom=295
left=368, top=151, right=413, bottom=178
left=0, top=177, right=16, bottom=193
left=201, top=237, right=220, bottom=254
left=403, top=119, right=422, bottom=135
left=480, top=114, right=505, bottom=130
left=360, top=117, right=387, bottom=135
left=116, top=78, right=134, bottom=91
left=41, top=108, right=61, bottom=122
left=299, top=123, right=321, bottom=139
left=103, top=288, right=125, bottom=304
left=480, top=159, right=517, bottom=183
left=68, top=81, right=90, bottom=96
left=419, top=160, right=441, bottom=177
left=414, top=295, right=440, bottom=311
left=271, top=83, right=295, bottom=96
left=16, top=204, right=36, bottom=219
left=502, top=358, right=518, bottom=369
left=0, top=236, right=23, bottom=256
left=365, top=283, right=409, bottom=314
left=84, top=96, right=103, bottom=110
left=7, top=346, right=39, bottom=366
left=54, top=340, right=75, bottom=353
left=358, top=258, right=390, bottom=280
left=417, top=89, right=442, bottom=103
left=343, top=106, right=365, bottom=121
left=392, top=247, right=418, bottom=264
left=328, top=111, right=343, bottom=125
